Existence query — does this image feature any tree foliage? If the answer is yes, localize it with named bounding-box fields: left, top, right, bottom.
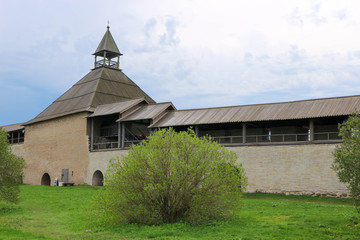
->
left=333, top=112, right=360, bottom=213
left=93, top=128, right=247, bottom=225
left=0, top=128, right=25, bottom=203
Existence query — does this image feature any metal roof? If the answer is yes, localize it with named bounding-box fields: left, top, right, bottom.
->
left=150, top=95, right=360, bottom=128
left=25, top=67, right=155, bottom=125
left=93, top=27, right=121, bottom=59
left=118, top=102, right=176, bottom=122
left=89, top=98, right=148, bottom=117
left=1, top=123, right=24, bottom=132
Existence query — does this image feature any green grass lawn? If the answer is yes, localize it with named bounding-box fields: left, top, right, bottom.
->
left=0, top=185, right=359, bottom=240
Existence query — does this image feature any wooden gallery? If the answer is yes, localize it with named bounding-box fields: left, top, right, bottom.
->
left=2, top=27, right=356, bottom=195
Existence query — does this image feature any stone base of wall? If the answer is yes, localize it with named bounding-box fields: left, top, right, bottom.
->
left=247, top=189, right=348, bottom=198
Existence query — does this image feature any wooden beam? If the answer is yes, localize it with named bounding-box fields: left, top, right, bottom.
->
left=242, top=123, right=246, bottom=144
left=309, top=119, right=314, bottom=141
left=118, top=115, right=121, bottom=148
left=90, top=118, right=94, bottom=151
left=121, top=123, right=125, bottom=148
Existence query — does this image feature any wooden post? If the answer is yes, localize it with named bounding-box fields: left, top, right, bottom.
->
left=90, top=118, right=94, bottom=151
left=309, top=119, right=314, bottom=141
left=195, top=126, right=199, bottom=137
left=242, top=123, right=246, bottom=144
left=121, top=123, right=125, bottom=148
left=118, top=119, right=121, bottom=149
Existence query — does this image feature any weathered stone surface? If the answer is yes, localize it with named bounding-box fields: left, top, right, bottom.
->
left=231, top=144, right=348, bottom=195
left=15, top=112, right=90, bottom=185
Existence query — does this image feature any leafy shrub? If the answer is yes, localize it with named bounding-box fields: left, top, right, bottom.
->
left=333, top=112, right=360, bottom=214
left=0, top=128, right=25, bottom=203
left=93, top=128, right=247, bottom=225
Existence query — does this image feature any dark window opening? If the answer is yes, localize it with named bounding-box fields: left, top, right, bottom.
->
left=7, top=130, right=25, bottom=144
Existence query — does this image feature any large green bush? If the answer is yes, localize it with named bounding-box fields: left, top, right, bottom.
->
left=93, top=128, right=247, bottom=225
left=333, top=112, right=360, bottom=213
left=0, top=128, right=25, bottom=203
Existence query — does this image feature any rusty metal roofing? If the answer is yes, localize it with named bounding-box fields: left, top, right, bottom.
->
left=93, top=28, right=121, bottom=59
left=25, top=67, right=155, bottom=125
left=1, top=123, right=24, bottom=132
left=118, top=102, right=176, bottom=122
left=89, top=98, right=148, bottom=117
left=150, top=95, right=360, bottom=128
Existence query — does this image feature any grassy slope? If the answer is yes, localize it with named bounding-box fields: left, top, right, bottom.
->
left=0, top=185, right=359, bottom=240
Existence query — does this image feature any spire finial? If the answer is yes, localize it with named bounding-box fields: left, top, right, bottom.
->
left=107, top=20, right=110, bottom=29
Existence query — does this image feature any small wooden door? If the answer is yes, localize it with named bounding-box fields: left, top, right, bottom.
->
left=61, top=169, right=69, bottom=183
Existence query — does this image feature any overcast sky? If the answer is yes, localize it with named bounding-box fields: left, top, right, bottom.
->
left=1, top=0, right=360, bottom=126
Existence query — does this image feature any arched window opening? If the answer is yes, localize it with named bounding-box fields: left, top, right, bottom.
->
left=92, top=170, right=104, bottom=186
left=41, top=173, right=51, bottom=186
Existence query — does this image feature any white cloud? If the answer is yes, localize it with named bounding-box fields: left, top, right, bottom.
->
left=2, top=0, right=360, bottom=125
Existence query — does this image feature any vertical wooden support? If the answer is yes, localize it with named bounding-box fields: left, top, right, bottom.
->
left=103, top=52, right=106, bottom=66
left=268, top=128, right=271, bottom=142
left=118, top=119, right=121, bottom=149
left=195, top=126, right=199, bottom=137
left=11, top=132, right=14, bottom=144
left=309, top=119, right=314, bottom=141
left=242, top=123, right=246, bottom=144
left=121, top=123, right=125, bottom=148
left=90, top=118, right=94, bottom=151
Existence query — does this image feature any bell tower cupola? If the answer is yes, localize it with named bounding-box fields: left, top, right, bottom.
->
left=93, top=25, right=122, bottom=70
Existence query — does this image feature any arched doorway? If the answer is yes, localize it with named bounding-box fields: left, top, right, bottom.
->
left=92, top=170, right=104, bottom=186
left=41, top=173, right=51, bottom=186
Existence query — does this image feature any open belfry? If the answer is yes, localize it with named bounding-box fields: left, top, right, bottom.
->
left=3, top=26, right=360, bottom=195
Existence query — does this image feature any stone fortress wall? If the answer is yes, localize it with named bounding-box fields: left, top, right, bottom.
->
left=86, top=142, right=348, bottom=196
left=10, top=118, right=347, bottom=195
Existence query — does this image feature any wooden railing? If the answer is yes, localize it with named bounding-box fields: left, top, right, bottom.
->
left=93, top=141, right=118, bottom=150
left=93, top=140, right=142, bottom=150
left=314, top=132, right=341, bottom=141
left=92, top=132, right=341, bottom=150
left=211, top=132, right=340, bottom=145
left=95, top=60, right=119, bottom=68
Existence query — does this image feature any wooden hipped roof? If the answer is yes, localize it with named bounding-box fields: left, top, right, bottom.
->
left=93, top=28, right=121, bottom=59
left=25, top=67, right=155, bottom=125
